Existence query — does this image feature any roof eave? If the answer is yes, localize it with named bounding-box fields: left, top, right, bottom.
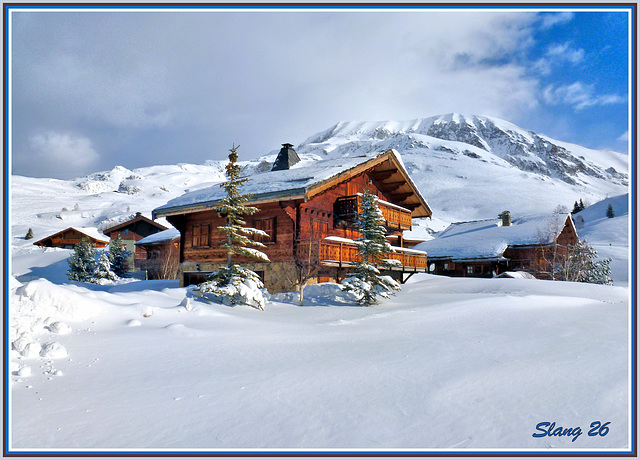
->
left=154, top=189, right=307, bottom=218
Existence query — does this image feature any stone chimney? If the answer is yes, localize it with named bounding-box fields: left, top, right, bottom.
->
left=271, top=143, right=301, bottom=171
left=498, top=211, right=511, bottom=227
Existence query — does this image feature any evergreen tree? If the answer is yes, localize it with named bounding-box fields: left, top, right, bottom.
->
left=94, top=250, right=117, bottom=282
left=571, top=199, right=586, bottom=215
left=562, top=239, right=612, bottom=285
left=107, top=235, right=131, bottom=277
left=606, top=203, right=615, bottom=219
left=342, top=189, right=400, bottom=305
left=215, top=144, right=269, bottom=267
left=67, top=238, right=97, bottom=282
left=193, top=145, right=270, bottom=310
left=25, top=228, right=34, bottom=240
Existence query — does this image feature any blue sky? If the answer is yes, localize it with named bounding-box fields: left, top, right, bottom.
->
left=9, top=6, right=632, bottom=179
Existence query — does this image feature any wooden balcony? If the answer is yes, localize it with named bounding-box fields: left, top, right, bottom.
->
left=334, top=195, right=412, bottom=231
left=296, top=237, right=427, bottom=272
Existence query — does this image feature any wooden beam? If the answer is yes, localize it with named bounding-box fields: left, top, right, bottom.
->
left=389, top=192, right=414, bottom=201
left=370, top=170, right=395, bottom=181
left=379, top=180, right=406, bottom=192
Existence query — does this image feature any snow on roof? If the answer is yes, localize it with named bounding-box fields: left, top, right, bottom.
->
left=155, top=153, right=381, bottom=215
left=414, top=214, right=569, bottom=261
left=154, top=149, right=429, bottom=217
left=71, top=227, right=111, bottom=243
left=136, top=228, right=180, bottom=246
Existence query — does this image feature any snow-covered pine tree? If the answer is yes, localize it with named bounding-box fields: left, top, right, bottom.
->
left=606, top=203, right=615, bottom=218
left=342, top=189, right=400, bottom=305
left=93, top=250, right=118, bottom=282
left=25, top=228, right=34, bottom=240
left=107, top=235, right=130, bottom=277
left=67, top=237, right=97, bottom=282
left=193, top=144, right=270, bottom=310
left=563, top=239, right=612, bottom=285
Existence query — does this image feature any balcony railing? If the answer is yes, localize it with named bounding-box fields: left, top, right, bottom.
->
left=334, top=194, right=412, bottom=231
left=296, top=237, right=427, bottom=271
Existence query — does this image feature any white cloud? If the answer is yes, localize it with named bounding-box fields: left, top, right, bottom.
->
left=617, top=131, right=629, bottom=142
left=533, top=42, right=585, bottom=76
left=546, top=42, right=585, bottom=64
left=28, top=132, right=100, bottom=177
left=539, top=12, right=574, bottom=29
left=543, top=82, right=626, bottom=110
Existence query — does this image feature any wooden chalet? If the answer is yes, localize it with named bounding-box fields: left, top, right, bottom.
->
left=154, top=146, right=432, bottom=293
left=102, top=212, right=168, bottom=270
left=135, top=228, right=181, bottom=279
left=414, top=211, right=579, bottom=279
left=33, top=227, right=110, bottom=249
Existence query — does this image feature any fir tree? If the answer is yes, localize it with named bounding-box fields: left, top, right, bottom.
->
left=107, top=235, right=131, bottom=277
left=215, top=144, right=269, bottom=267
left=571, top=201, right=581, bottom=215
left=25, top=228, right=34, bottom=240
left=94, top=250, right=117, bottom=282
left=562, top=239, right=612, bottom=285
left=67, top=238, right=97, bottom=282
left=606, top=203, right=615, bottom=219
left=193, top=145, right=270, bottom=310
left=571, top=199, right=586, bottom=215
left=342, top=189, right=400, bottom=305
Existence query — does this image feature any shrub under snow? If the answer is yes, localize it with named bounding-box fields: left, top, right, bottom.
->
left=192, top=265, right=266, bottom=310
left=341, top=271, right=401, bottom=305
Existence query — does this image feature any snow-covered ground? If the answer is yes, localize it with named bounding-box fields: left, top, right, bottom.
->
left=8, top=226, right=632, bottom=452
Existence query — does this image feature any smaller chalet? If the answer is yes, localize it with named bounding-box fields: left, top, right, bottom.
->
left=154, top=147, right=432, bottom=293
left=135, top=228, right=181, bottom=279
left=33, top=227, right=110, bottom=249
left=414, top=211, right=578, bottom=279
left=102, top=212, right=168, bottom=270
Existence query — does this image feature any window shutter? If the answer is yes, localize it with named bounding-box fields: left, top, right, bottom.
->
left=192, top=225, right=200, bottom=247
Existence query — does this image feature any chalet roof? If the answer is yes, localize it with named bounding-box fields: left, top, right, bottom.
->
left=135, top=228, right=181, bottom=246
left=102, top=212, right=168, bottom=235
left=154, top=149, right=432, bottom=219
left=33, top=227, right=111, bottom=246
left=413, top=213, right=575, bottom=262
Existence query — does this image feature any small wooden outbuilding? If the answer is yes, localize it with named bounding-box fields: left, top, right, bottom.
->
left=33, top=227, right=110, bottom=249
left=102, top=212, right=168, bottom=270
left=414, top=212, right=578, bottom=279
left=135, top=228, right=181, bottom=279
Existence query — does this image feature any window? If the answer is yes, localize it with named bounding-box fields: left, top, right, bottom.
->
left=253, top=217, right=276, bottom=243
left=467, top=266, right=473, bottom=274
left=443, top=263, right=449, bottom=270
left=184, top=271, right=212, bottom=286
left=192, top=224, right=210, bottom=247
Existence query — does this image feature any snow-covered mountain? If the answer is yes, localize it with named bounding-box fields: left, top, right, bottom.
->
left=301, top=114, right=628, bottom=185
left=292, top=113, right=628, bottom=222
left=10, top=113, right=629, bottom=246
